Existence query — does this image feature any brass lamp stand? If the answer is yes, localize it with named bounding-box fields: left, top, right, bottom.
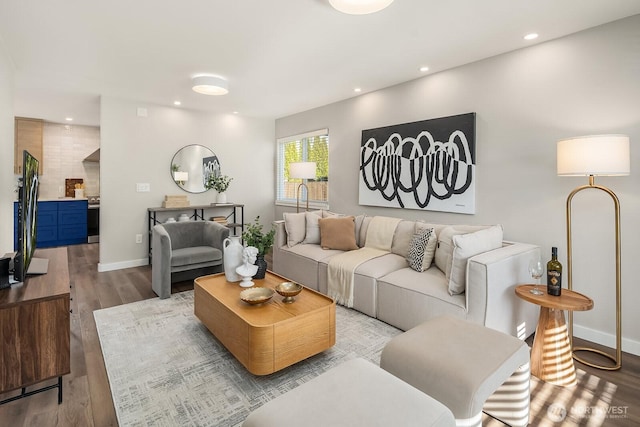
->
left=566, top=176, right=621, bottom=370
left=295, top=182, right=310, bottom=213
left=558, top=134, right=629, bottom=371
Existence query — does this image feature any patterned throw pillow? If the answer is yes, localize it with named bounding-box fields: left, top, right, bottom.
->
left=407, top=227, right=436, bottom=272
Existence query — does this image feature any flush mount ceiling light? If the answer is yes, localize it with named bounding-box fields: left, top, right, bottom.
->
left=329, top=0, right=394, bottom=15
left=191, top=75, right=229, bottom=96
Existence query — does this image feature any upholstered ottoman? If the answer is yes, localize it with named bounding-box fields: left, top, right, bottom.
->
left=380, top=315, right=530, bottom=427
left=242, top=358, right=455, bottom=427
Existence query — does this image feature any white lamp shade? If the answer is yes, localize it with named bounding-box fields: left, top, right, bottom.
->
left=192, top=75, right=229, bottom=95
left=329, top=0, right=394, bottom=15
left=174, top=171, right=189, bottom=182
left=289, top=162, right=317, bottom=180
left=557, top=134, right=630, bottom=176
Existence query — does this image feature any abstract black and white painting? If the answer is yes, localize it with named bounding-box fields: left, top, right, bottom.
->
left=359, top=113, right=476, bottom=214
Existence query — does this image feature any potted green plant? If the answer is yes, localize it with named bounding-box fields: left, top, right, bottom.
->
left=242, top=216, right=275, bottom=279
left=206, top=174, right=232, bottom=203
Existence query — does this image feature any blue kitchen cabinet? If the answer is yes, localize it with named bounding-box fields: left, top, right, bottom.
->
left=57, top=200, right=88, bottom=245
left=14, top=200, right=87, bottom=249
left=36, top=202, right=58, bottom=246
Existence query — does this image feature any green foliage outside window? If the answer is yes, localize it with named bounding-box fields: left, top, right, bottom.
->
left=283, top=135, right=328, bottom=181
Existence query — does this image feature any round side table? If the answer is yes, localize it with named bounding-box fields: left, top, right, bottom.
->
left=515, top=285, right=593, bottom=387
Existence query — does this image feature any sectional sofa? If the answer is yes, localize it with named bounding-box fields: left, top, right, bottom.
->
left=272, top=211, right=539, bottom=338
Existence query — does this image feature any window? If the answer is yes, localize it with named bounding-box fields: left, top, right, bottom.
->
left=276, top=129, right=329, bottom=209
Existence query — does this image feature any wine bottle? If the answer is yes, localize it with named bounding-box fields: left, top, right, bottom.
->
left=547, top=247, right=562, bottom=296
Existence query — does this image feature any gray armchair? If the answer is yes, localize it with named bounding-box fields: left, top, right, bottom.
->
left=152, top=220, right=229, bottom=299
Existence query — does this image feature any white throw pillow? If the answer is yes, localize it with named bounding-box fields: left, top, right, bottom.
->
left=448, top=225, right=504, bottom=295
left=283, top=212, right=307, bottom=247
left=302, top=211, right=322, bottom=244
left=434, top=225, right=487, bottom=276
left=406, top=227, right=437, bottom=272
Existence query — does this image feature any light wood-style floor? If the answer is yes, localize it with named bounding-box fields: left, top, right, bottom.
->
left=0, top=244, right=638, bottom=426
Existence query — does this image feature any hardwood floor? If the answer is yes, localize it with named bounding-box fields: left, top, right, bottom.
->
left=0, top=243, right=638, bottom=426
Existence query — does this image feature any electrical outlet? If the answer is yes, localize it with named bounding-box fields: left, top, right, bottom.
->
left=135, top=234, right=143, bottom=244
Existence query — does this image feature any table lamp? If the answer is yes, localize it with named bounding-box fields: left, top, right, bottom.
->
left=289, top=162, right=316, bottom=213
left=557, top=134, right=629, bottom=370
left=173, top=171, right=189, bottom=185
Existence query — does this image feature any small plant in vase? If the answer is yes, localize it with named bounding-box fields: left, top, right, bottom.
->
left=242, top=216, right=275, bottom=279
left=206, top=174, right=232, bottom=204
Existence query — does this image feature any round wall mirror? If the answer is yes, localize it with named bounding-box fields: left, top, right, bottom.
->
left=170, top=144, right=220, bottom=193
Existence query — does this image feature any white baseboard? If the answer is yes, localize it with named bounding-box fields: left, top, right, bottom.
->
left=98, top=258, right=149, bottom=272
left=574, top=324, right=640, bottom=357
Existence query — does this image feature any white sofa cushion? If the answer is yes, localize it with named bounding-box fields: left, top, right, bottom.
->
left=448, top=225, right=504, bottom=295
left=302, top=211, right=322, bottom=244
left=434, top=225, right=488, bottom=276
left=283, top=212, right=307, bottom=247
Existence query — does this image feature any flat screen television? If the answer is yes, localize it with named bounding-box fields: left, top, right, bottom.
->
left=12, top=150, right=42, bottom=283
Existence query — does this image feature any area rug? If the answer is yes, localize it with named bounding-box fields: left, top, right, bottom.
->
left=94, top=291, right=402, bottom=427
left=96, top=292, right=618, bottom=427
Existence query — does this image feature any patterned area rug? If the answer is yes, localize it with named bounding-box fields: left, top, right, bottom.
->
left=96, top=292, right=618, bottom=427
left=94, top=291, right=402, bottom=427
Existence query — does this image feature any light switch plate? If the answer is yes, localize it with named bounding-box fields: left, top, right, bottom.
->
left=136, top=183, right=150, bottom=192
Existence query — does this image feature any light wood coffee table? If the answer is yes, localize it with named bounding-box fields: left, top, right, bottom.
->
left=194, top=271, right=336, bottom=375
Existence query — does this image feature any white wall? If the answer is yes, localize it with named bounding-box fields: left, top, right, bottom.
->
left=0, top=37, right=14, bottom=253
left=275, top=16, right=640, bottom=354
left=99, top=96, right=274, bottom=271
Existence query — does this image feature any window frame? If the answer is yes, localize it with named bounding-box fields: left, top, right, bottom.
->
left=276, top=128, right=329, bottom=210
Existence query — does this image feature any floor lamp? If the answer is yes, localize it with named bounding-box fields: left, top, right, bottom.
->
left=557, top=134, right=629, bottom=371
left=289, top=162, right=316, bottom=213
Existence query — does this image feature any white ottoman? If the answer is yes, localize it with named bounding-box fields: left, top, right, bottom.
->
left=242, top=358, right=455, bottom=427
left=380, top=315, right=530, bottom=427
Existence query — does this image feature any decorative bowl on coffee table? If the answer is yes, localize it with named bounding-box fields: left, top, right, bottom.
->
left=240, top=287, right=274, bottom=305
left=275, top=282, right=303, bottom=303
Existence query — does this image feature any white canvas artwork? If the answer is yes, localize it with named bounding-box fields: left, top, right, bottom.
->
left=359, top=113, right=476, bottom=214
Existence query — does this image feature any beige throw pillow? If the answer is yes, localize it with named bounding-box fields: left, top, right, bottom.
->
left=302, top=211, right=322, bottom=244
left=448, top=225, right=504, bottom=295
left=434, top=225, right=488, bottom=276
left=283, top=212, right=307, bottom=247
left=319, top=216, right=359, bottom=250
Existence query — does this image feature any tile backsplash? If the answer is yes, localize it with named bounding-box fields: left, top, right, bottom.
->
left=37, top=123, right=100, bottom=199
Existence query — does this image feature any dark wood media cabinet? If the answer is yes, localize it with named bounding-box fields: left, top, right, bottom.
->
left=0, top=247, right=70, bottom=404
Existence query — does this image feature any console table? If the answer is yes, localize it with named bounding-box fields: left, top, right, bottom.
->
left=147, top=203, right=244, bottom=263
left=0, top=247, right=70, bottom=404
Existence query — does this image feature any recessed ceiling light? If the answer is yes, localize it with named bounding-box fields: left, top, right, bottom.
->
left=192, top=75, right=229, bottom=96
left=65, top=117, right=73, bottom=121
left=524, top=33, right=539, bottom=41
left=329, top=0, right=394, bottom=15
left=233, top=111, right=239, bottom=114
left=419, top=66, right=429, bottom=72
left=174, top=101, right=181, bottom=106
left=354, top=87, right=362, bottom=93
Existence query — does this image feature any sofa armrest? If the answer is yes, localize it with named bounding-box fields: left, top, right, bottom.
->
left=203, top=221, right=230, bottom=250
left=274, top=220, right=287, bottom=250
left=152, top=224, right=173, bottom=299
left=466, top=242, right=540, bottom=338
